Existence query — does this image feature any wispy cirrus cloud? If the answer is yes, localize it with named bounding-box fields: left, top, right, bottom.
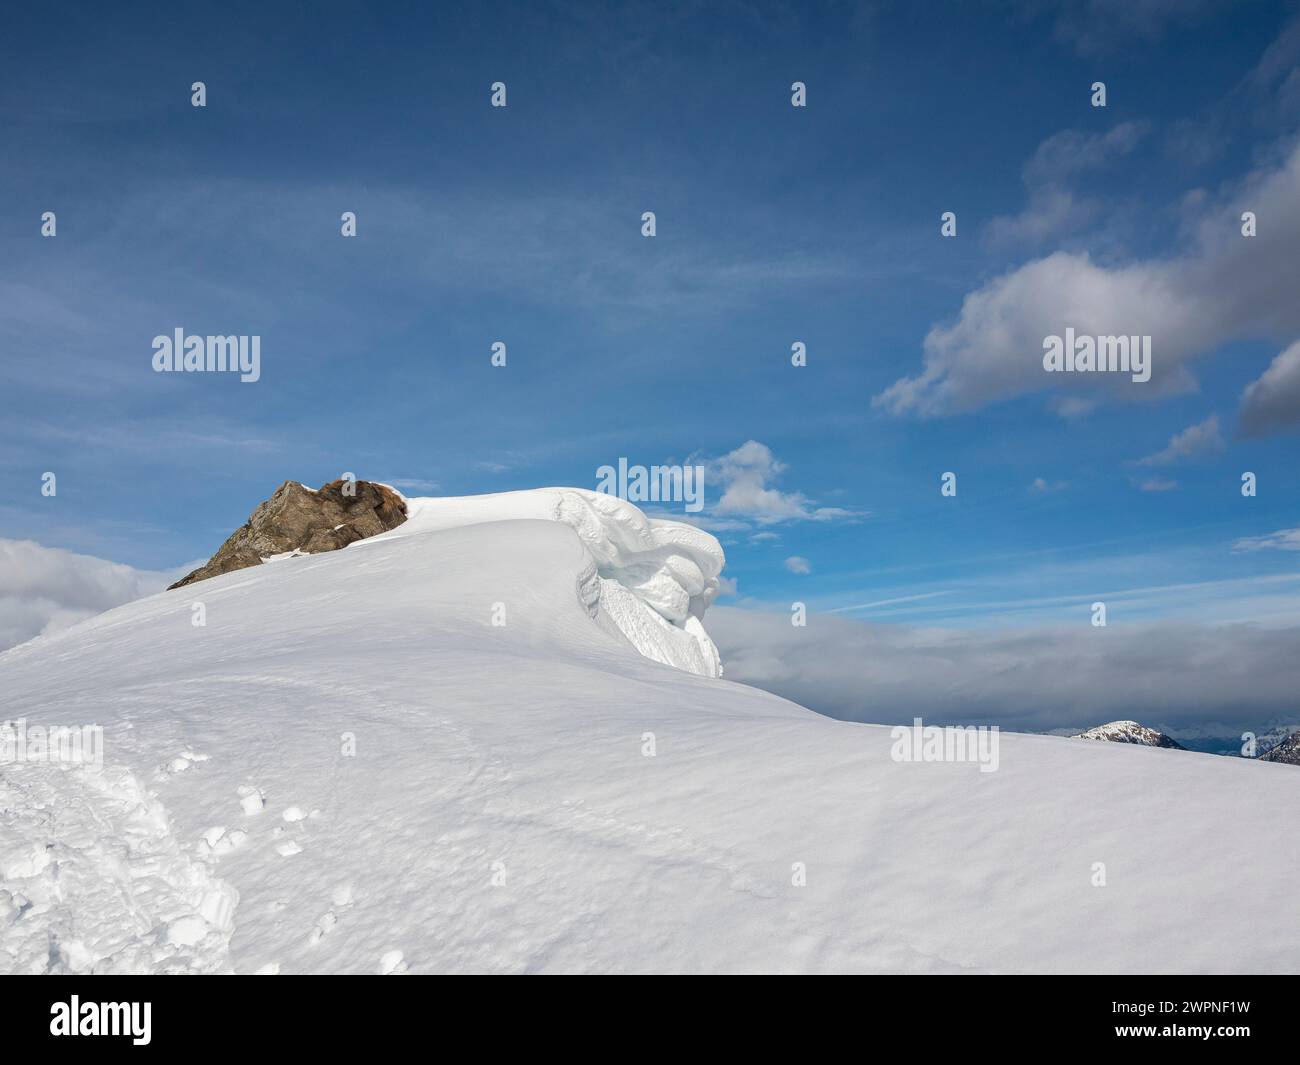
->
left=1136, top=476, right=1179, bottom=492
left=986, top=122, right=1148, bottom=248
left=382, top=478, right=441, bottom=493
left=1234, top=527, right=1300, bottom=552
left=1034, top=0, right=1222, bottom=59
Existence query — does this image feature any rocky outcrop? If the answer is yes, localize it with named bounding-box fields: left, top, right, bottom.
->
left=1072, top=720, right=1186, bottom=749
left=1259, top=729, right=1300, bottom=765
left=169, top=479, right=407, bottom=590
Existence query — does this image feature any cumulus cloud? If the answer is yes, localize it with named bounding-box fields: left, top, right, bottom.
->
left=874, top=251, right=1207, bottom=415
left=1233, top=527, right=1300, bottom=552
left=1136, top=413, right=1224, bottom=465
left=704, top=441, right=858, bottom=526
left=709, top=605, right=1300, bottom=736
left=1239, top=339, right=1300, bottom=436
left=875, top=139, right=1300, bottom=417
left=784, top=556, right=812, bottom=575
left=0, top=539, right=182, bottom=653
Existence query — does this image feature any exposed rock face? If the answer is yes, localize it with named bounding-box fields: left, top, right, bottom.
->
left=1073, top=720, right=1186, bottom=750
left=1259, top=729, right=1300, bottom=765
left=169, top=479, right=407, bottom=590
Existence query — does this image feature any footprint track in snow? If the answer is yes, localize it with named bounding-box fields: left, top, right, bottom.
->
left=237, top=785, right=265, bottom=815
left=156, top=749, right=209, bottom=781
left=197, top=826, right=247, bottom=858
left=307, top=883, right=356, bottom=945
left=0, top=760, right=238, bottom=974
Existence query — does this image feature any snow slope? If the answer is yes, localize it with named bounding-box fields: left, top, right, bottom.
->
left=2, top=502, right=1298, bottom=974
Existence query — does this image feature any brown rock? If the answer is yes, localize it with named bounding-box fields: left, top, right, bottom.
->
left=168, top=479, right=408, bottom=590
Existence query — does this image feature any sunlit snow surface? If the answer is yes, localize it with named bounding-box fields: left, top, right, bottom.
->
left=2, top=495, right=1297, bottom=973
left=377, top=488, right=725, bottom=677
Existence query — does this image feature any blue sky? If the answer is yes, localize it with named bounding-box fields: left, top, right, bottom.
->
left=3, top=1, right=1300, bottom=732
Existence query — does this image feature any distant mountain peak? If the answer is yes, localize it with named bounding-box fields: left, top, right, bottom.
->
left=1259, top=729, right=1300, bottom=765
left=1073, top=720, right=1186, bottom=750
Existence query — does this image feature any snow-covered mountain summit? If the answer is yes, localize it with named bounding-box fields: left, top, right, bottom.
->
left=167, top=482, right=726, bottom=679
left=1072, top=720, right=1187, bottom=749
left=2, top=489, right=1298, bottom=974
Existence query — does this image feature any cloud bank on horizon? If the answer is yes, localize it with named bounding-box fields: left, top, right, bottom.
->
left=709, top=604, right=1300, bottom=739
left=0, top=539, right=190, bottom=652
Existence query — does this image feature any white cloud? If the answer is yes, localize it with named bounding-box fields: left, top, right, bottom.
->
left=876, top=139, right=1300, bottom=417
left=986, top=186, right=1097, bottom=248
left=1049, top=396, right=1098, bottom=420
left=1029, top=477, right=1067, bottom=493
left=874, top=251, right=1206, bottom=415
left=784, top=556, right=812, bottom=575
left=1233, top=527, right=1300, bottom=552
left=1137, top=414, right=1224, bottom=465
left=0, top=539, right=182, bottom=653
left=706, top=440, right=859, bottom=526
left=987, top=123, right=1147, bottom=247
left=1026, top=123, right=1149, bottom=184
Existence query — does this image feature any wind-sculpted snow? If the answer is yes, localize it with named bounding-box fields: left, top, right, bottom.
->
left=2, top=515, right=1298, bottom=973
left=371, top=488, right=725, bottom=677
